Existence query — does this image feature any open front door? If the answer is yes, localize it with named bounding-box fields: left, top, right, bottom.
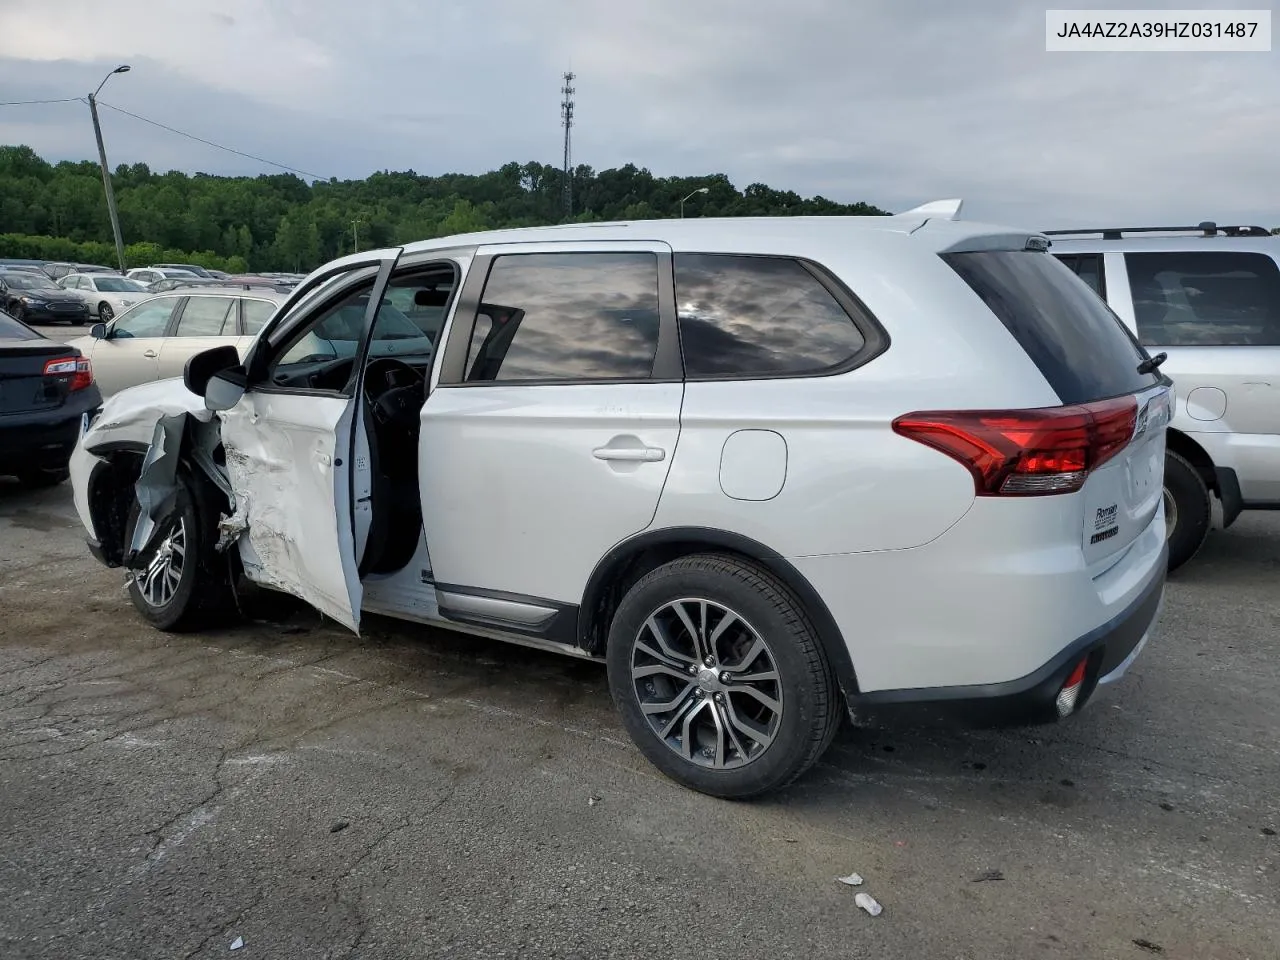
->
left=217, top=251, right=401, bottom=631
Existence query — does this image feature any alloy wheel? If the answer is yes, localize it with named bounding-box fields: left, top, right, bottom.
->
left=630, top=598, right=783, bottom=770
left=1163, top=486, right=1178, bottom=541
left=137, top=517, right=187, bottom=608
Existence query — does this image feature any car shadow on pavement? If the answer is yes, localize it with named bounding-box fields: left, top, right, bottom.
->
left=208, top=512, right=1279, bottom=808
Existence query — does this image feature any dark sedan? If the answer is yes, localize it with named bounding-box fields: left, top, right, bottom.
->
left=0, top=271, right=91, bottom=325
left=0, top=309, right=103, bottom=487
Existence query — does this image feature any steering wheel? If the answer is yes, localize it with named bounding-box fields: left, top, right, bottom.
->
left=364, top=358, right=425, bottom=429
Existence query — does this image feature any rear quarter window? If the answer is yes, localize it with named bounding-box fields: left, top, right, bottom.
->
left=943, top=250, right=1158, bottom=405
left=1124, top=250, right=1280, bottom=346
left=673, top=253, right=878, bottom=378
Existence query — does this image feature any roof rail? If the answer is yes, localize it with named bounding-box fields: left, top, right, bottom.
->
left=1044, top=221, right=1273, bottom=240
left=897, top=198, right=964, bottom=221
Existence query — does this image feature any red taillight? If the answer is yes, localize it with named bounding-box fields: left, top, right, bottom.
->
left=892, top=396, right=1138, bottom=496
left=42, top=356, right=94, bottom=392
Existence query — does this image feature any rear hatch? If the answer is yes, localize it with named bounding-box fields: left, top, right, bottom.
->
left=0, top=313, right=85, bottom=415
left=940, top=248, right=1169, bottom=567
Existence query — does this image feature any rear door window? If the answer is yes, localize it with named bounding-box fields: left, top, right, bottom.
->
left=174, top=296, right=235, bottom=336
left=943, top=250, right=1157, bottom=404
left=462, top=252, right=661, bottom=382
left=1124, top=251, right=1280, bottom=346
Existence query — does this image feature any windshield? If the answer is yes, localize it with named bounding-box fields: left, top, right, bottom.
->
left=94, top=278, right=147, bottom=292
left=5, top=274, right=58, bottom=291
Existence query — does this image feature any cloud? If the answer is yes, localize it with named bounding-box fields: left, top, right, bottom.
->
left=0, top=0, right=1277, bottom=228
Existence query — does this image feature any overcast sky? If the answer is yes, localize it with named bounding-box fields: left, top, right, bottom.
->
left=1, top=0, right=1276, bottom=229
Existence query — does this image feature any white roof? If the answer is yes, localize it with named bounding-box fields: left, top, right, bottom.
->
left=395, top=202, right=1035, bottom=257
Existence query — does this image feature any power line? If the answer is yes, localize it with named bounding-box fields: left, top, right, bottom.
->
left=0, top=97, right=82, bottom=106
left=95, top=100, right=331, bottom=181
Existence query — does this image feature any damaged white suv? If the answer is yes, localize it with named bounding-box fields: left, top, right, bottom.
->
left=71, top=206, right=1171, bottom=797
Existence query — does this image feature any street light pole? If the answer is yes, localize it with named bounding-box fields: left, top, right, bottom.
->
left=680, top=187, right=710, bottom=219
left=88, top=65, right=130, bottom=273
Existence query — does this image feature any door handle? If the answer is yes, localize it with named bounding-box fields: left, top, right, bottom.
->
left=143, top=349, right=158, bottom=358
left=593, top=445, right=665, bottom=463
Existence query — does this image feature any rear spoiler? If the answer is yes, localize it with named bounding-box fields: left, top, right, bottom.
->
left=897, top=198, right=964, bottom=221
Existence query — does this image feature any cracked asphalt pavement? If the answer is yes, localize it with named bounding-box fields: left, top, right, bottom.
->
left=1, top=480, right=1278, bottom=959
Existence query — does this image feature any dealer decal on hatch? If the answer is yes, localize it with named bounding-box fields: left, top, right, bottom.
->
left=1091, top=503, right=1120, bottom=544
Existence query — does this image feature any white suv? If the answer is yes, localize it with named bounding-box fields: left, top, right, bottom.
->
left=1047, top=223, right=1280, bottom=569
left=69, top=204, right=1171, bottom=797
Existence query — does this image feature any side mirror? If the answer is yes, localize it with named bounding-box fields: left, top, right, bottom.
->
left=90, top=322, right=108, bottom=340
left=204, top=369, right=248, bottom=412
left=184, top=343, right=241, bottom=398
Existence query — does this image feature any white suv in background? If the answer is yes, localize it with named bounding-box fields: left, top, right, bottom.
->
left=1048, top=222, right=1280, bottom=569
left=70, top=204, right=1170, bottom=797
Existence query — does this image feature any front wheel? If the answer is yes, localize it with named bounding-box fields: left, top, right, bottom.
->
left=98, top=302, right=114, bottom=322
left=606, top=554, right=840, bottom=798
left=1164, top=451, right=1211, bottom=572
left=124, top=470, right=232, bottom=631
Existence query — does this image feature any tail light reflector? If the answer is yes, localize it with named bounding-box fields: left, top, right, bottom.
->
left=892, top=396, right=1138, bottom=496
left=1055, top=657, right=1089, bottom=717
left=43, top=356, right=94, bottom=392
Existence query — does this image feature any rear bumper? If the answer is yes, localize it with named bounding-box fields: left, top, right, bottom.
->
left=0, top=390, right=103, bottom=473
left=847, top=543, right=1167, bottom=728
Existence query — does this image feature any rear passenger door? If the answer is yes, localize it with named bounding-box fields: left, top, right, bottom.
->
left=422, top=242, right=683, bottom=629
left=156, top=295, right=239, bottom=381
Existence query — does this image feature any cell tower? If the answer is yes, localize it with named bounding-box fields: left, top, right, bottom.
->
left=560, top=71, right=575, bottom=219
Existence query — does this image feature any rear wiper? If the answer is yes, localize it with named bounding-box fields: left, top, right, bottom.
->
left=1137, top=351, right=1167, bottom=375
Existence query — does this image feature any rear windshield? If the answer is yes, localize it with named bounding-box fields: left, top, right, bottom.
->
left=0, top=310, right=39, bottom=339
left=943, top=250, right=1157, bottom=405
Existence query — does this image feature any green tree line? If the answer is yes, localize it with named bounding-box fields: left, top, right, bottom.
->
left=0, top=144, right=889, bottom=273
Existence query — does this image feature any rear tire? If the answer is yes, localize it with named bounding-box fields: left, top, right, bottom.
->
left=98, top=302, right=113, bottom=322
left=124, top=469, right=232, bottom=631
left=606, top=554, right=840, bottom=799
left=1164, top=451, right=1211, bottom=573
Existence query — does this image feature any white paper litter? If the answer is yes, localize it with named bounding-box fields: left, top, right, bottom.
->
left=230, top=936, right=244, bottom=950
left=854, top=893, right=883, bottom=917
left=836, top=873, right=864, bottom=886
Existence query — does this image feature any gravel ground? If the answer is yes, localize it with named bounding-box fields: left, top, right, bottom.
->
left=1, top=480, right=1277, bottom=959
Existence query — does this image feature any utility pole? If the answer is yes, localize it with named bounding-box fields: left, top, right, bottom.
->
left=89, top=65, right=131, bottom=273
left=351, top=218, right=362, bottom=253
left=560, top=72, right=575, bottom=220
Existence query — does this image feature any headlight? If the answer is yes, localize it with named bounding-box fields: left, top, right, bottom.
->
left=20, top=295, right=45, bottom=304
